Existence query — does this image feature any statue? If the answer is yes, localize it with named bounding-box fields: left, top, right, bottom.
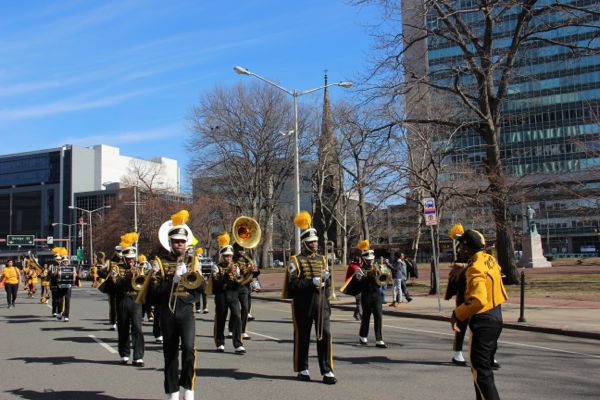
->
left=526, top=206, right=537, bottom=234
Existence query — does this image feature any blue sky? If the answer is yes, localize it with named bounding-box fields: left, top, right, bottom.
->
left=0, top=0, right=377, bottom=183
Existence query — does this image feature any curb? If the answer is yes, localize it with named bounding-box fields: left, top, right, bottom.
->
left=253, top=294, right=600, bottom=341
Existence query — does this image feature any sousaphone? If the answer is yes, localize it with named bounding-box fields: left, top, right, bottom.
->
left=232, top=216, right=261, bottom=249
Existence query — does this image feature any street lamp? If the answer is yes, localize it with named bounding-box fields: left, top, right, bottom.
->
left=233, top=66, right=352, bottom=254
left=69, top=205, right=111, bottom=268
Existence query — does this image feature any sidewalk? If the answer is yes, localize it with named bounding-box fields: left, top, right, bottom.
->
left=254, top=271, right=600, bottom=340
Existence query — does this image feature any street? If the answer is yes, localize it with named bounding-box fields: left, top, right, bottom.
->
left=1, top=286, right=599, bottom=400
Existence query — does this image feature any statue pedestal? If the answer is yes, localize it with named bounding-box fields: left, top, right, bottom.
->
left=518, top=233, right=552, bottom=268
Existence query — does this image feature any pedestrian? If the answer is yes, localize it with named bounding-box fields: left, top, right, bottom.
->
left=449, top=224, right=508, bottom=400
left=389, top=252, right=404, bottom=307
left=400, top=253, right=413, bottom=302
left=1, top=260, right=21, bottom=308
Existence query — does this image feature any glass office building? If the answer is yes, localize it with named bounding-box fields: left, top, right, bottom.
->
left=404, top=0, right=600, bottom=255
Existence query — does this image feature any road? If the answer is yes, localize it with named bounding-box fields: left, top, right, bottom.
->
left=1, top=286, right=599, bottom=400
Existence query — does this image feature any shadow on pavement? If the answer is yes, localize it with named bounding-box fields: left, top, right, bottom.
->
left=7, top=388, right=143, bottom=400
left=8, top=356, right=120, bottom=366
left=40, top=326, right=98, bottom=332
left=334, top=355, right=451, bottom=367
left=6, top=318, right=46, bottom=324
left=198, top=367, right=298, bottom=381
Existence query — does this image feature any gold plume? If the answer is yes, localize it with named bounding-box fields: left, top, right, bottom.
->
left=59, top=247, right=68, bottom=257
left=138, top=255, right=147, bottom=263
left=196, top=247, right=204, bottom=255
left=294, top=211, right=312, bottom=229
left=449, top=223, right=464, bottom=240
left=52, top=247, right=62, bottom=255
left=217, top=232, right=230, bottom=247
left=171, top=210, right=190, bottom=226
left=357, top=240, right=370, bottom=251
left=121, top=232, right=139, bottom=244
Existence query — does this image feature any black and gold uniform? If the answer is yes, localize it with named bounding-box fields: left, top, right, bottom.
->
left=40, top=264, right=51, bottom=303
left=450, top=226, right=508, bottom=400
left=230, top=243, right=259, bottom=339
left=283, top=211, right=336, bottom=384
left=97, top=248, right=123, bottom=330
left=211, top=249, right=244, bottom=353
left=54, top=259, right=74, bottom=321
left=151, top=210, right=201, bottom=400
left=113, top=235, right=145, bottom=366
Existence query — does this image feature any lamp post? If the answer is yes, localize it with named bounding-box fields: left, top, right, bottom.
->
left=51, top=222, right=86, bottom=257
left=69, top=205, right=111, bottom=268
left=233, top=66, right=352, bottom=254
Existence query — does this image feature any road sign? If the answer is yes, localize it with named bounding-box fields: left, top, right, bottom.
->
left=6, top=235, right=35, bottom=246
left=425, top=213, right=438, bottom=226
left=423, top=197, right=436, bottom=214
left=47, top=236, right=54, bottom=245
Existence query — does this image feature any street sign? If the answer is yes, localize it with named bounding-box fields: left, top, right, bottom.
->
left=423, top=197, right=438, bottom=225
left=423, top=197, right=436, bottom=214
left=425, top=213, right=438, bottom=226
left=47, top=236, right=54, bottom=245
left=6, top=235, right=35, bottom=246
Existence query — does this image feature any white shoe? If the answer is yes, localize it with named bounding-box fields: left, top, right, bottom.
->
left=183, top=388, right=194, bottom=400
left=226, top=332, right=233, bottom=338
left=148, top=317, right=154, bottom=321
left=202, top=309, right=209, bottom=314
left=359, top=336, right=368, bottom=345
left=242, top=333, right=251, bottom=339
left=166, top=391, right=179, bottom=400
left=56, top=313, right=63, bottom=320
left=110, top=324, right=117, bottom=330
left=120, top=356, right=129, bottom=364
left=156, top=336, right=164, bottom=344
left=234, top=346, right=246, bottom=354
left=64, top=317, right=69, bottom=322
left=216, top=345, right=225, bottom=352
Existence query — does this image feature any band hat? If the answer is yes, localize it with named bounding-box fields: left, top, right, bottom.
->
left=458, top=229, right=486, bottom=251
left=362, top=249, right=375, bottom=260
left=294, top=211, right=318, bottom=242
left=217, top=232, right=234, bottom=256
left=158, top=210, right=194, bottom=252
left=122, top=246, right=137, bottom=259
left=219, top=245, right=234, bottom=256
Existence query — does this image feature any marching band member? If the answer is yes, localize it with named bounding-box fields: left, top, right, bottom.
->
left=354, top=241, right=387, bottom=348
left=113, top=232, right=145, bottom=367
left=449, top=224, right=508, bottom=400
left=150, top=210, right=201, bottom=400
left=49, top=248, right=63, bottom=316
left=98, top=246, right=123, bottom=330
left=210, top=232, right=245, bottom=354
left=1, top=259, right=21, bottom=308
left=40, top=263, right=51, bottom=304
left=282, top=211, right=336, bottom=384
left=54, top=248, right=75, bottom=322
left=230, top=242, right=259, bottom=340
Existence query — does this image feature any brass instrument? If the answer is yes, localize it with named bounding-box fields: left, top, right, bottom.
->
left=232, top=216, right=261, bottom=249
left=131, top=267, right=146, bottom=291
left=366, top=264, right=390, bottom=287
left=168, top=249, right=204, bottom=313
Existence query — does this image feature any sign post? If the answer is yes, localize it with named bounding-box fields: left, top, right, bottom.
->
left=423, top=197, right=441, bottom=311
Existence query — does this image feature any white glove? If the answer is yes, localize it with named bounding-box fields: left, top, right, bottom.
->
left=211, top=265, right=219, bottom=274
left=174, top=264, right=187, bottom=283
left=111, top=268, right=118, bottom=277
left=312, top=277, right=322, bottom=287
left=152, top=261, right=160, bottom=273
left=321, top=270, right=330, bottom=281
left=355, top=268, right=365, bottom=280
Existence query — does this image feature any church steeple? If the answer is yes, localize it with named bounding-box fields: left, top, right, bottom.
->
left=314, top=70, right=342, bottom=251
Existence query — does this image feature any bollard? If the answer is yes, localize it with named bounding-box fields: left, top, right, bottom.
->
left=518, top=270, right=527, bottom=323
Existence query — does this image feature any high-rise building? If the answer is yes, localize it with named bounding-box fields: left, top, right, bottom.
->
left=401, top=0, right=600, bottom=256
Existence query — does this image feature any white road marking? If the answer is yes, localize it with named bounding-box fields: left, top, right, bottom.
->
left=88, top=334, right=118, bottom=354
left=381, top=321, right=600, bottom=359
left=246, top=331, right=281, bottom=341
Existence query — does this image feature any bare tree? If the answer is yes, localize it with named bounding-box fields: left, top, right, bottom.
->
left=188, top=82, right=313, bottom=267
left=354, top=0, right=600, bottom=283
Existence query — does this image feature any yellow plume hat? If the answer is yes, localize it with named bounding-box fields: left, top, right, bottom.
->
left=217, top=232, right=230, bottom=248
left=171, top=210, right=190, bottom=226
left=294, top=211, right=312, bottom=230
left=357, top=240, right=370, bottom=251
